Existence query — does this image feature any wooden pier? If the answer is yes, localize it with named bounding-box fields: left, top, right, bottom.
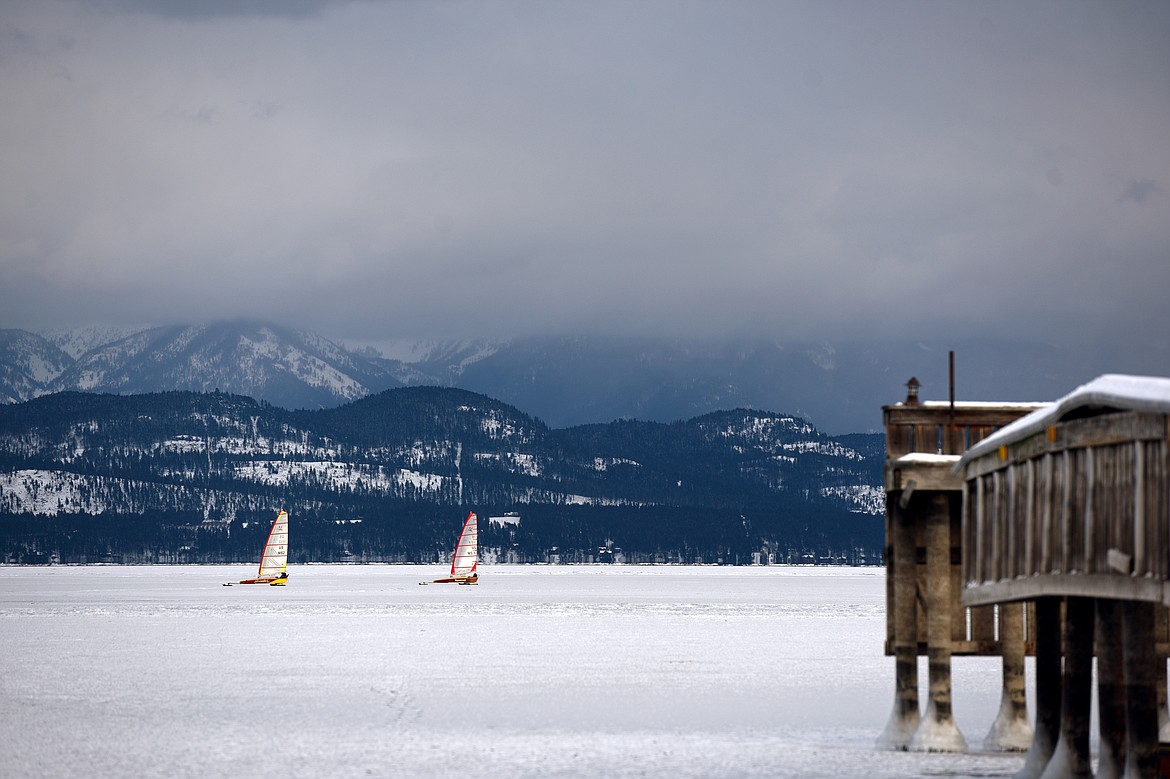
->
left=880, top=372, right=1170, bottom=779
left=956, top=374, right=1170, bottom=778
left=878, top=376, right=1046, bottom=752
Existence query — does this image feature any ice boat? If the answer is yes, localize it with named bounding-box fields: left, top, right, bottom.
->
left=225, top=510, right=290, bottom=586
left=425, top=511, right=479, bottom=585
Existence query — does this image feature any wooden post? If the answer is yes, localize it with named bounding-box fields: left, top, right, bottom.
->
left=1123, top=600, right=1158, bottom=779
left=984, top=602, right=1032, bottom=751
left=910, top=492, right=966, bottom=752
left=1158, top=607, right=1169, bottom=742
left=1015, top=597, right=1063, bottom=779
left=1096, top=598, right=1127, bottom=779
left=1160, top=653, right=1169, bottom=742
left=1038, top=596, right=1093, bottom=779
left=877, top=497, right=920, bottom=749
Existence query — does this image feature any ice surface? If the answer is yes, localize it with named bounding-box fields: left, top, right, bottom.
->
left=0, top=565, right=1027, bottom=778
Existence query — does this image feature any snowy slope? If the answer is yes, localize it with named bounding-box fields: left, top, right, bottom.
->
left=0, top=330, right=73, bottom=403
left=44, top=321, right=407, bottom=409
left=43, top=325, right=146, bottom=360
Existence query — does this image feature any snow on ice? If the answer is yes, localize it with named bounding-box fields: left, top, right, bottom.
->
left=0, top=565, right=1028, bottom=779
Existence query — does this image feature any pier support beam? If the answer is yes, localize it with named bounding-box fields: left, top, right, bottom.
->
left=984, top=602, right=1032, bottom=752
left=1096, top=599, right=1127, bottom=779
left=1123, top=600, right=1158, bottom=779
left=1157, top=608, right=1169, bottom=742
left=1038, top=596, right=1094, bottom=779
left=877, top=498, right=920, bottom=749
left=1015, top=598, right=1062, bottom=779
left=1158, top=652, right=1169, bottom=742
left=1097, top=598, right=1160, bottom=779
left=909, top=493, right=966, bottom=752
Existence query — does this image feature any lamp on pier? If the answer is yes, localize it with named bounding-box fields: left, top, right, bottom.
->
left=905, top=377, right=921, bottom=407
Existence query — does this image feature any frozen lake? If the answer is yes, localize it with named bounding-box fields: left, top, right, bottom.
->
left=0, top=564, right=1027, bottom=778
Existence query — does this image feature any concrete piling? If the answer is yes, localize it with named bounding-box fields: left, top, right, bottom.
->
left=909, top=493, right=966, bottom=752
left=1097, top=598, right=1128, bottom=779
left=984, top=602, right=1032, bottom=752
left=876, top=500, right=920, bottom=750
left=1014, top=598, right=1062, bottom=779
left=1122, top=600, right=1158, bottom=779
left=1037, top=596, right=1094, bottom=779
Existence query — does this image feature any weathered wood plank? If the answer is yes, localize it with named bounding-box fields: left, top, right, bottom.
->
left=962, top=573, right=1167, bottom=608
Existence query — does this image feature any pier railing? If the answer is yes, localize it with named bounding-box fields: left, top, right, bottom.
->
left=884, top=401, right=1044, bottom=461
left=961, top=410, right=1170, bottom=607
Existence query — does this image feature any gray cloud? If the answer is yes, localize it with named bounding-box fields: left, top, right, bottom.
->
left=1120, top=179, right=1162, bottom=205
left=84, top=0, right=364, bottom=21
left=1, top=0, right=1169, bottom=366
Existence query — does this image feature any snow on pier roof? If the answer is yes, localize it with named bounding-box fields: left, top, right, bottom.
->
left=893, top=452, right=962, bottom=465
left=891, top=400, right=1050, bottom=410
left=958, top=374, right=1170, bottom=467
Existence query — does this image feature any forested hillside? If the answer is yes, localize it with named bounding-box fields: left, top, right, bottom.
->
left=0, top=388, right=884, bottom=565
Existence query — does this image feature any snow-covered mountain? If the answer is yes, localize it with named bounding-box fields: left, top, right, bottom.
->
left=2, top=322, right=486, bottom=411
left=0, top=320, right=1106, bottom=433
left=40, top=321, right=408, bottom=410
left=345, top=337, right=504, bottom=371
left=0, top=330, right=73, bottom=404
left=43, top=325, right=146, bottom=360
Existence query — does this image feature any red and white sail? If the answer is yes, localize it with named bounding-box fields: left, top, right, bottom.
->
left=256, top=509, right=290, bottom=579
left=449, top=511, right=478, bottom=577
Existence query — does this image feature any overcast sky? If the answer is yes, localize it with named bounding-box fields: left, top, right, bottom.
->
left=1, top=1, right=1168, bottom=358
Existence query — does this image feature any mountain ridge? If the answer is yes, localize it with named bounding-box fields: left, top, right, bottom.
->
left=0, top=320, right=1111, bottom=434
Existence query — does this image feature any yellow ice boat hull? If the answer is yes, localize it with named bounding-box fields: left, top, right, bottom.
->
left=229, top=573, right=289, bottom=586
left=430, top=575, right=478, bottom=585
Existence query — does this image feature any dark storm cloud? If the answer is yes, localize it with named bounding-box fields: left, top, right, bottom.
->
left=1, top=0, right=1168, bottom=358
